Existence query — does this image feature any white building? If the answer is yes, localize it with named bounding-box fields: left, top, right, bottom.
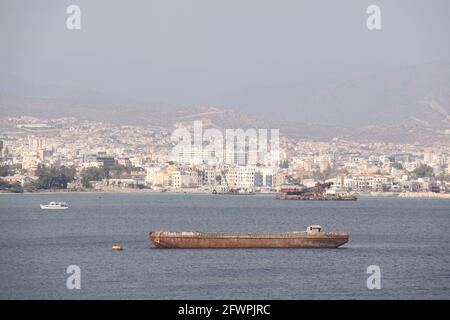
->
left=170, top=171, right=181, bottom=189
left=225, top=166, right=256, bottom=190
left=201, top=166, right=219, bottom=186
left=145, top=166, right=161, bottom=185
left=170, top=170, right=199, bottom=188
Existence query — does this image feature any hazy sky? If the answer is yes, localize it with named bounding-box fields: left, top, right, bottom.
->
left=1, top=0, right=449, bottom=108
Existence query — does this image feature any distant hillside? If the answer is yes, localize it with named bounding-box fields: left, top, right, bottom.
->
left=296, top=62, right=450, bottom=128
left=0, top=94, right=177, bottom=127
left=0, top=73, right=177, bottom=126
left=174, top=106, right=267, bottom=129
left=1, top=62, right=449, bottom=143
left=217, top=62, right=450, bottom=130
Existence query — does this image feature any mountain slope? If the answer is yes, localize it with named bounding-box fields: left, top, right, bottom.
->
left=214, top=62, right=450, bottom=129
left=1, top=62, right=449, bottom=143
left=297, top=62, right=450, bottom=128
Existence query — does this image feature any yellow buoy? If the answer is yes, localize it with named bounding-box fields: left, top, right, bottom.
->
left=112, top=245, right=123, bottom=251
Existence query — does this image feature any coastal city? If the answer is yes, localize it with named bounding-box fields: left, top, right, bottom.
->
left=2, top=0, right=450, bottom=305
left=1, top=116, right=449, bottom=198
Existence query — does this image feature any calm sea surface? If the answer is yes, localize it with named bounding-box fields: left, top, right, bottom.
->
left=0, top=193, right=449, bottom=299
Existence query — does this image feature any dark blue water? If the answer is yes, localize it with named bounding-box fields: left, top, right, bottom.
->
left=0, top=193, right=449, bottom=299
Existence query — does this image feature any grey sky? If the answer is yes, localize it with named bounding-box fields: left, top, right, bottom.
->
left=1, top=0, right=449, bottom=109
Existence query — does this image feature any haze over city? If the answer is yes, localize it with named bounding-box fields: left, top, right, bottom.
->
left=1, top=0, right=450, bottom=127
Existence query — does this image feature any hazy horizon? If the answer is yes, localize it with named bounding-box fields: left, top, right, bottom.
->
left=1, top=0, right=450, bottom=118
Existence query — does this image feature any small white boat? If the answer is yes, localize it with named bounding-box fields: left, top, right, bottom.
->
left=40, top=202, right=69, bottom=210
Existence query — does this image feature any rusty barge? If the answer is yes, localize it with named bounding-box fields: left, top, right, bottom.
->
left=276, top=193, right=356, bottom=201
left=277, top=183, right=357, bottom=201
left=149, top=225, right=349, bottom=249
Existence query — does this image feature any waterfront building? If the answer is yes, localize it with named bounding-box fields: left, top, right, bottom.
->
left=170, top=171, right=181, bottom=189
left=225, top=166, right=256, bottom=191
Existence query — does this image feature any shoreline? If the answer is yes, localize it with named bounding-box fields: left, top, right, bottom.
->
left=0, top=189, right=275, bottom=196
left=1, top=190, right=450, bottom=199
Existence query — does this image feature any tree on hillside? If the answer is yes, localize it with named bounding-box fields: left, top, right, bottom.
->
left=413, top=164, right=434, bottom=178
left=108, top=165, right=130, bottom=179
left=32, top=164, right=76, bottom=190
left=80, top=167, right=108, bottom=188
left=392, top=162, right=403, bottom=170
left=0, top=165, right=11, bottom=177
left=0, top=179, right=23, bottom=193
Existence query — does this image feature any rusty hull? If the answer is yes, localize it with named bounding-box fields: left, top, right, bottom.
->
left=149, top=231, right=349, bottom=249
left=276, top=194, right=357, bottom=201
